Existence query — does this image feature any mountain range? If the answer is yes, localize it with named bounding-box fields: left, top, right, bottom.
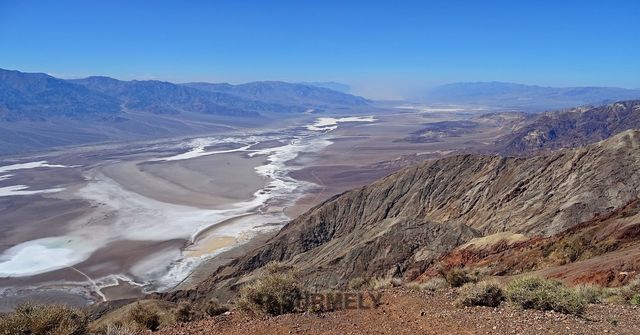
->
left=0, top=69, right=369, bottom=155
left=424, top=82, right=640, bottom=109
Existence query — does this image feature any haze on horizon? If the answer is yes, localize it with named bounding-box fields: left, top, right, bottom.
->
left=1, top=0, right=639, bottom=99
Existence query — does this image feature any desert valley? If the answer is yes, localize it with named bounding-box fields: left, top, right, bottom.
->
left=1, top=2, right=640, bottom=334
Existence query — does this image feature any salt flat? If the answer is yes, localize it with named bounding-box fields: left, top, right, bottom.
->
left=0, top=108, right=509, bottom=310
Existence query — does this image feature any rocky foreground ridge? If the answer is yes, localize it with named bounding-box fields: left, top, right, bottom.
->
left=178, top=129, right=640, bottom=301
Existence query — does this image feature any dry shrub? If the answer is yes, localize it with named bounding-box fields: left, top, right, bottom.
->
left=237, top=262, right=306, bottom=316
left=348, top=276, right=374, bottom=290
left=631, top=294, right=640, bottom=306
left=575, top=284, right=606, bottom=304
left=506, top=277, right=586, bottom=315
left=202, top=298, right=229, bottom=317
left=445, top=268, right=479, bottom=288
left=370, top=277, right=403, bottom=290
left=455, top=281, right=505, bottom=308
left=174, top=301, right=195, bottom=323
left=129, top=303, right=160, bottom=331
left=420, top=277, right=449, bottom=291
left=0, top=303, right=87, bottom=335
left=618, top=277, right=640, bottom=303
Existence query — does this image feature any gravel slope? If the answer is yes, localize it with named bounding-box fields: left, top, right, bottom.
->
left=158, top=288, right=640, bottom=335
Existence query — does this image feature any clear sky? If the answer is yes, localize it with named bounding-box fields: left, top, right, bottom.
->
left=1, top=0, right=639, bottom=98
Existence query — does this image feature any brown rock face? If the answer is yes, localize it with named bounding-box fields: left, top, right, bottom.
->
left=189, top=130, right=640, bottom=298
left=496, top=100, right=640, bottom=155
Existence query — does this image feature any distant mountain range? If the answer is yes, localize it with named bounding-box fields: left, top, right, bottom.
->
left=298, top=81, right=351, bottom=93
left=0, top=69, right=368, bottom=155
left=183, top=81, right=365, bottom=108
left=423, top=82, right=640, bottom=109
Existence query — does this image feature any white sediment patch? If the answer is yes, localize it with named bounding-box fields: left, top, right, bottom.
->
left=0, top=161, right=75, bottom=197
left=0, top=185, right=65, bottom=197
left=0, top=237, right=93, bottom=277
left=395, top=105, right=465, bottom=112
left=151, top=139, right=258, bottom=162
left=0, top=161, right=70, bottom=173
left=306, top=116, right=377, bottom=131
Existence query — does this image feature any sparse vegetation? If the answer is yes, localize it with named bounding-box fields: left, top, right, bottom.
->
left=237, top=262, right=307, bottom=316
left=631, top=294, right=640, bottom=306
left=455, top=281, right=505, bottom=307
left=129, top=303, right=161, bottom=331
left=370, top=277, right=403, bottom=289
left=420, top=277, right=449, bottom=291
left=575, top=284, right=606, bottom=304
left=0, top=302, right=88, bottom=335
left=174, top=301, right=196, bottom=323
left=445, top=268, right=479, bottom=288
left=202, top=298, right=229, bottom=317
left=506, top=277, right=586, bottom=315
left=348, top=276, right=374, bottom=290
left=618, top=277, right=640, bottom=303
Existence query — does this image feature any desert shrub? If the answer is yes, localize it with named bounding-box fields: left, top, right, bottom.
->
left=202, top=298, right=228, bottom=317
left=406, top=277, right=448, bottom=292
left=237, top=263, right=307, bottom=316
left=506, top=277, right=586, bottom=315
left=420, top=277, right=449, bottom=291
left=618, top=277, right=640, bottom=303
left=174, top=301, right=196, bottom=323
left=455, top=281, right=505, bottom=308
left=575, top=284, right=606, bottom=304
left=631, top=294, right=640, bottom=306
left=348, top=276, right=374, bottom=290
left=445, top=268, right=478, bottom=288
left=370, top=277, right=403, bottom=289
left=129, top=303, right=160, bottom=331
left=405, top=282, right=422, bottom=290
left=0, top=303, right=87, bottom=335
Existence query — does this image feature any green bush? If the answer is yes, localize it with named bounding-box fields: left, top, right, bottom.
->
left=445, top=268, right=478, bottom=288
left=506, top=277, right=586, bottom=315
left=129, top=303, right=160, bottom=331
left=0, top=303, right=87, bottom=335
left=455, top=281, right=505, bottom=307
left=237, top=263, right=307, bottom=316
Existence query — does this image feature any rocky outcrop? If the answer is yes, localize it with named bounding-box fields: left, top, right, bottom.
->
left=188, top=130, right=640, bottom=298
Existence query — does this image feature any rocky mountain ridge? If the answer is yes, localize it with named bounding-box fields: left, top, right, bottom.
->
left=496, top=100, right=640, bottom=155
left=184, top=129, right=640, bottom=299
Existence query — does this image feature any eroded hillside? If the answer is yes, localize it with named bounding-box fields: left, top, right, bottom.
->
left=182, top=130, right=640, bottom=299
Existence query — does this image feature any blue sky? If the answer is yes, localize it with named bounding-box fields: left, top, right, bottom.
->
left=1, top=0, right=639, bottom=98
